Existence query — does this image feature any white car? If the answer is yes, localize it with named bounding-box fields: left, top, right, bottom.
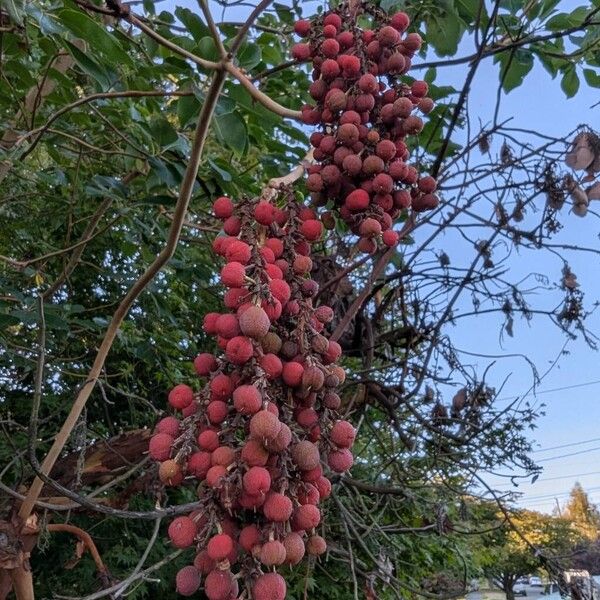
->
left=512, top=583, right=527, bottom=596
left=529, top=576, right=543, bottom=586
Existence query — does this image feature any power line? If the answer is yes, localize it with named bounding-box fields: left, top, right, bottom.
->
left=496, top=470, right=600, bottom=487
left=498, top=379, right=600, bottom=402
left=532, top=436, right=600, bottom=453
left=537, top=446, right=600, bottom=463
left=515, top=485, right=600, bottom=503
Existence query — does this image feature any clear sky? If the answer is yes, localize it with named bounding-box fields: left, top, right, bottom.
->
left=172, top=0, right=600, bottom=512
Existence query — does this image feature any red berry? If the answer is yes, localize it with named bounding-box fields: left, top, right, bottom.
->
left=213, top=197, right=233, bottom=219
left=168, top=384, right=193, bottom=410
left=168, top=517, right=197, bottom=548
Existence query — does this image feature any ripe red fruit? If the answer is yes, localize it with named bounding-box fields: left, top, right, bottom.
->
left=215, top=314, right=240, bottom=339
left=205, top=569, right=233, bottom=600
left=291, top=440, right=320, bottom=471
left=155, top=416, right=180, bottom=437
left=250, top=410, right=281, bottom=441
left=238, top=305, right=270, bottom=339
left=372, top=173, right=394, bottom=194
left=168, top=384, right=193, bottom=410
left=259, top=353, right=283, bottom=379
left=168, top=517, right=197, bottom=548
left=328, top=448, right=354, bottom=472
left=359, top=218, right=382, bottom=238
left=323, top=12, right=342, bottom=30
left=418, top=175, right=437, bottom=193
left=300, top=219, right=323, bottom=242
left=149, top=433, right=172, bottom=461
left=263, top=492, right=293, bottom=522
left=266, top=422, right=292, bottom=453
left=239, top=524, right=260, bottom=553
left=315, top=476, right=332, bottom=499
left=282, top=361, right=304, bottom=387
left=383, top=229, right=400, bottom=247
left=233, top=384, right=262, bottom=414
left=241, top=439, right=269, bottom=466
left=193, top=353, right=217, bottom=376
left=254, top=200, right=276, bottom=225
left=378, top=25, right=400, bottom=47
left=253, top=572, right=286, bottom=600
left=210, top=374, right=233, bottom=401
left=358, top=73, right=378, bottom=94
left=324, top=339, right=342, bottom=363
left=188, top=451, right=212, bottom=478
left=321, top=38, right=340, bottom=58
left=391, top=11, right=410, bottom=31
left=315, top=305, right=334, bottom=323
left=376, top=139, right=397, bottom=161
left=411, top=80, right=429, bottom=98
left=331, top=420, right=356, bottom=448
left=323, top=23, right=337, bottom=38
left=260, top=540, right=286, bottom=566
left=419, top=97, right=435, bottom=114
left=324, top=88, right=346, bottom=112
left=225, top=335, right=254, bottom=365
left=294, top=19, right=311, bottom=37
left=404, top=32, right=423, bottom=52
left=203, top=312, right=220, bottom=335
left=220, top=262, right=246, bottom=287
left=321, top=58, right=340, bottom=79
left=176, top=566, right=201, bottom=596
left=307, top=535, right=327, bottom=556
left=223, top=215, right=241, bottom=235
left=338, top=54, right=361, bottom=76
left=269, top=279, right=291, bottom=304
left=336, top=122, right=359, bottom=145
left=265, top=238, right=284, bottom=257
left=193, top=550, right=215, bottom=574
left=198, top=429, right=220, bottom=451
left=206, top=400, right=228, bottom=424
left=293, top=504, right=321, bottom=530
left=206, top=465, right=227, bottom=488
left=292, top=42, right=311, bottom=61
left=207, top=534, right=234, bottom=561
left=337, top=30, right=354, bottom=48
left=243, top=466, right=272, bottom=495
left=225, top=240, right=251, bottom=264
left=345, top=189, right=370, bottom=211
left=211, top=446, right=235, bottom=466
left=213, top=196, right=233, bottom=219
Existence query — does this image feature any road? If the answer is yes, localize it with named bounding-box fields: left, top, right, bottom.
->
left=466, top=585, right=547, bottom=600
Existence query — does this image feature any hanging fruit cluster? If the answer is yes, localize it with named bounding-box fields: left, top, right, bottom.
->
left=148, top=192, right=355, bottom=599
left=292, top=4, right=439, bottom=253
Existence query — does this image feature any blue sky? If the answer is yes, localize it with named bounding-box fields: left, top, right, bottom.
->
left=172, top=0, right=600, bottom=512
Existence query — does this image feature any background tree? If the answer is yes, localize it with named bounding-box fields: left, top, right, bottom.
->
left=561, top=483, right=600, bottom=540
left=1, top=0, right=600, bottom=598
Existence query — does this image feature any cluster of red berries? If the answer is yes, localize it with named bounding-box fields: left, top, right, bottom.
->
left=292, top=4, right=439, bottom=253
left=148, top=194, right=356, bottom=599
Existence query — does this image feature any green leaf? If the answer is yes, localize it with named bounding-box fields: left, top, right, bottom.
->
left=177, top=95, right=201, bottom=127
left=198, top=36, right=221, bottom=62
left=380, top=0, right=403, bottom=13
left=583, top=68, right=600, bottom=87
left=149, top=117, right=179, bottom=147
left=237, top=43, right=262, bottom=71
left=25, top=3, right=64, bottom=34
left=63, top=40, right=112, bottom=89
left=499, top=49, right=534, bottom=92
left=561, top=65, right=580, bottom=97
left=58, top=9, right=132, bottom=65
left=1, top=0, right=24, bottom=25
left=208, top=158, right=232, bottom=181
left=427, top=12, right=462, bottom=56
left=174, top=7, right=209, bottom=42
left=539, top=0, right=561, bottom=19
left=213, top=111, right=248, bottom=155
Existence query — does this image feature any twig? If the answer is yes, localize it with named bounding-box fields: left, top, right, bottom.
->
left=46, top=524, right=109, bottom=576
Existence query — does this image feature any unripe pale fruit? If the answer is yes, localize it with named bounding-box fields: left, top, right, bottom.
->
left=159, top=459, right=183, bottom=486
left=261, top=331, right=282, bottom=353
left=168, top=516, right=197, bottom=548
left=250, top=410, right=281, bottom=441
left=307, top=535, right=327, bottom=556
left=260, top=540, right=286, bottom=566
left=362, top=154, right=385, bottom=175
left=168, top=384, right=193, bottom=410
left=176, top=566, right=201, bottom=596
left=207, top=534, right=234, bottom=561
left=359, top=218, right=382, bottom=238
left=243, top=466, right=272, bottom=495
left=253, top=573, right=286, bottom=600
left=291, top=440, right=320, bottom=470
left=266, top=422, right=292, bottom=453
